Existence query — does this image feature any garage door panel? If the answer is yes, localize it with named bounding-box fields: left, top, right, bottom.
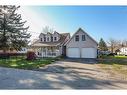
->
left=81, top=48, right=97, bottom=58
left=67, top=48, right=80, bottom=58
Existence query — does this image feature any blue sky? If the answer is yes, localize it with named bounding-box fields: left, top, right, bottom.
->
left=21, top=6, right=127, bottom=42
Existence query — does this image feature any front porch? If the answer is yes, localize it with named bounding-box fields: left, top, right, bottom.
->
left=33, top=46, right=61, bottom=57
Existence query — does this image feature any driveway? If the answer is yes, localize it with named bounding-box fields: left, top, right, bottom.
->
left=0, top=59, right=127, bottom=89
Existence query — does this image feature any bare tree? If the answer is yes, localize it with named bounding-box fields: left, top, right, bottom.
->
left=122, top=39, right=127, bottom=47
left=107, top=38, right=118, bottom=53
left=42, top=26, right=54, bottom=34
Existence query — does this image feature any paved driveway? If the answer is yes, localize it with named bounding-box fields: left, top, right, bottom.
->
left=0, top=59, right=127, bottom=89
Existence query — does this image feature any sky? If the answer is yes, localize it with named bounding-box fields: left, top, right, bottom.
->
left=18, top=6, right=127, bottom=42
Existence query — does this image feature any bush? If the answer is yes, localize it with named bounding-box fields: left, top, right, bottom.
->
left=0, top=53, right=26, bottom=59
left=98, top=54, right=107, bottom=58
left=26, top=51, right=36, bottom=60
left=0, top=53, right=10, bottom=59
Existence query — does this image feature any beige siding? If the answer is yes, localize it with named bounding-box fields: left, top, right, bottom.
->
left=66, top=29, right=97, bottom=49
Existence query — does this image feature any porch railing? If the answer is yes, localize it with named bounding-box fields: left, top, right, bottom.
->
left=41, top=51, right=60, bottom=57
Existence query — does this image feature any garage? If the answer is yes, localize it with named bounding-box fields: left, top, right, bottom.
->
left=81, top=48, right=97, bottom=58
left=67, top=48, right=80, bottom=58
left=65, top=28, right=98, bottom=58
left=67, top=47, right=97, bottom=58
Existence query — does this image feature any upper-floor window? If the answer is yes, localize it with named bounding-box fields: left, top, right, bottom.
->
left=41, top=38, right=42, bottom=41
left=82, top=35, right=86, bottom=41
left=75, top=35, right=79, bottom=41
left=44, top=37, right=46, bottom=42
left=54, top=37, right=57, bottom=41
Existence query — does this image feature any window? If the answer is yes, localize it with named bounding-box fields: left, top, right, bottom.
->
left=82, top=35, right=86, bottom=41
left=41, top=38, right=42, bottom=41
left=44, top=37, right=46, bottom=42
left=54, top=37, right=57, bottom=41
left=75, top=35, right=79, bottom=41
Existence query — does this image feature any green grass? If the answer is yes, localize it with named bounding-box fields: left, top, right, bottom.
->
left=0, top=56, right=59, bottom=70
left=100, top=55, right=127, bottom=59
left=98, top=55, right=127, bottom=76
left=114, top=55, right=127, bottom=59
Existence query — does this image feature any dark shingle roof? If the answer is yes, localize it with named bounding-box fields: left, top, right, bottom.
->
left=31, top=33, right=70, bottom=47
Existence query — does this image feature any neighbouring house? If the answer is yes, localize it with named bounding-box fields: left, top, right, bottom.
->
left=17, top=47, right=28, bottom=53
left=31, top=28, right=98, bottom=58
left=116, top=47, right=127, bottom=55
left=31, top=31, right=70, bottom=57
left=65, top=28, right=98, bottom=58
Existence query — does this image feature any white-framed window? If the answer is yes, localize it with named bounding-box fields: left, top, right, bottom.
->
left=82, top=35, right=86, bottom=41
left=75, top=35, right=79, bottom=41
left=54, top=37, right=57, bottom=41
left=44, top=37, right=46, bottom=42
left=41, top=38, right=42, bottom=41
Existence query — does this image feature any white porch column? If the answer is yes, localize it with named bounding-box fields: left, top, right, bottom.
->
left=41, top=47, right=43, bottom=57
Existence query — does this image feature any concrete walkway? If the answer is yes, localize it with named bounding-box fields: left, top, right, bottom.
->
left=0, top=59, right=127, bottom=89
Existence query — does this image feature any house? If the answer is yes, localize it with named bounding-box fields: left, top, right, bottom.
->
left=17, top=47, right=28, bottom=53
left=116, top=47, right=127, bottom=55
left=31, top=31, right=70, bottom=57
left=31, top=28, right=98, bottom=58
left=65, top=28, right=98, bottom=58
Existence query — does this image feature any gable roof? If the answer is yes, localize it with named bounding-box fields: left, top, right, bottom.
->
left=54, top=31, right=60, bottom=35
left=65, top=28, right=98, bottom=45
left=31, top=33, right=70, bottom=47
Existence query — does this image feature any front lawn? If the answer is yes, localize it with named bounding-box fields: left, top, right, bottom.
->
left=100, top=55, right=127, bottom=60
left=0, top=56, right=59, bottom=70
left=98, top=55, right=127, bottom=77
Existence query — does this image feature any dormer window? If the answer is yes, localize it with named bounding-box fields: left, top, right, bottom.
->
left=41, top=38, right=42, bottom=41
left=44, top=37, right=46, bottom=42
left=54, top=37, right=57, bottom=41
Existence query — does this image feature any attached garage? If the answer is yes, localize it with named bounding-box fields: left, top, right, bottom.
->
left=67, top=48, right=80, bottom=58
left=81, top=48, right=97, bottom=58
left=65, top=28, right=98, bottom=59
left=67, top=47, right=97, bottom=58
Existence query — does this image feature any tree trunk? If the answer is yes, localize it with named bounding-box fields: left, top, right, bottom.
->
left=3, top=49, right=6, bottom=53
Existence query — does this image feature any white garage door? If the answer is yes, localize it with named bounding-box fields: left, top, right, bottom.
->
left=67, top=48, right=80, bottom=58
left=81, top=48, right=97, bottom=58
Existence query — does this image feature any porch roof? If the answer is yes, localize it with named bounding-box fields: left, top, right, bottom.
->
left=31, top=42, right=60, bottom=47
